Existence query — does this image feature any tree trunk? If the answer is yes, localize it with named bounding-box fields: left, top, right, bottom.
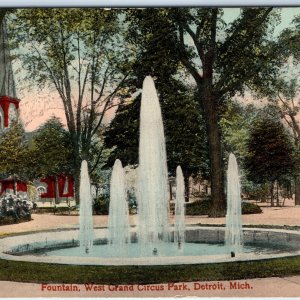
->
left=276, top=180, right=280, bottom=207
left=201, top=90, right=226, bottom=217
left=181, top=169, right=191, bottom=203
left=207, top=120, right=226, bottom=216
left=169, top=181, right=173, bottom=201
left=295, top=176, right=300, bottom=205
left=71, top=132, right=81, bottom=205
left=184, top=175, right=190, bottom=203
left=13, top=179, right=16, bottom=195
left=270, top=181, right=274, bottom=207
left=54, top=175, right=60, bottom=205
left=74, top=167, right=80, bottom=205
left=178, top=10, right=225, bottom=216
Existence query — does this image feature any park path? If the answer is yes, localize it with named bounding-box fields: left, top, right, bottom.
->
left=0, top=200, right=300, bottom=235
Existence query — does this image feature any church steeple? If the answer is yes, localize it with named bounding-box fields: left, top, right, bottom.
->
left=0, top=18, right=16, bottom=98
left=0, top=17, right=19, bottom=129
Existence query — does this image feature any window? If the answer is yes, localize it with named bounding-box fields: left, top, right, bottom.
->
left=37, top=186, right=46, bottom=196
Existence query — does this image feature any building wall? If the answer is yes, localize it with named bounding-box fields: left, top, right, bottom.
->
left=34, top=175, right=74, bottom=203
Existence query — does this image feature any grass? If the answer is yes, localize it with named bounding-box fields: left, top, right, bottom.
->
left=0, top=256, right=299, bottom=284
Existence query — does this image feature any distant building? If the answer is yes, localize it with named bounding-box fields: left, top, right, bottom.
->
left=33, top=175, right=74, bottom=204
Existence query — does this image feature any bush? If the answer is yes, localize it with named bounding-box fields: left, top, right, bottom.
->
left=0, top=215, right=32, bottom=225
left=33, top=206, right=77, bottom=215
left=185, top=199, right=212, bottom=215
left=241, top=202, right=262, bottom=214
left=93, top=195, right=110, bottom=215
left=0, top=217, right=30, bottom=225
left=93, top=193, right=137, bottom=215
left=185, top=199, right=262, bottom=216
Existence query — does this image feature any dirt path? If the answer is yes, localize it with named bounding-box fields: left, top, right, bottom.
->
left=0, top=202, right=299, bottom=235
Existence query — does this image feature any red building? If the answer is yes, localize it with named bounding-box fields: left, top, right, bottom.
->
left=0, top=175, right=75, bottom=205
left=0, top=178, right=27, bottom=195
left=0, top=96, right=20, bottom=129
left=38, top=175, right=74, bottom=202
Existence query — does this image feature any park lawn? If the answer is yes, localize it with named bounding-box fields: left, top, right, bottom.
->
left=0, top=256, right=299, bottom=284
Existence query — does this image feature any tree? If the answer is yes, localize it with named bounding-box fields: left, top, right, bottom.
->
left=254, top=17, right=300, bottom=205
left=104, top=98, right=139, bottom=168
left=104, top=10, right=209, bottom=202
left=220, top=102, right=283, bottom=202
left=220, top=101, right=257, bottom=163
left=10, top=9, right=132, bottom=202
left=245, top=116, right=295, bottom=206
left=0, top=8, right=14, bottom=24
left=126, top=8, right=280, bottom=216
left=257, top=77, right=300, bottom=205
left=28, top=117, right=72, bottom=178
left=163, top=81, right=210, bottom=201
left=0, top=121, right=28, bottom=182
left=105, top=79, right=209, bottom=202
left=27, top=117, right=73, bottom=203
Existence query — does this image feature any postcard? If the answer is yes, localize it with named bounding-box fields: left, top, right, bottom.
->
left=0, top=6, right=299, bottom=298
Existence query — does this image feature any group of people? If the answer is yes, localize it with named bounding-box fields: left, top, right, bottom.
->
left=0, top=193, right=33, bottom=222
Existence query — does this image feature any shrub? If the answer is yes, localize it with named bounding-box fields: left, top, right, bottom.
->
left=93, top=195, right=110, bottom=215
left=0, top=215, right=32, bottom=225
left=241, top=202, right=262, bottom=214
left=33, top=206, right=77, bottom=215
left=185, top=199, right=262, bottom=215
left=185, top=199, right=212, bottom=215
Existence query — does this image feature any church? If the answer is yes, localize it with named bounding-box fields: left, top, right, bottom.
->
left=0, top=19, right=74, bottom=206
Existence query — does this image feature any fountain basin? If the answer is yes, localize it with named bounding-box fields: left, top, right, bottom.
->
left=1, top=226, right=299, bottom=266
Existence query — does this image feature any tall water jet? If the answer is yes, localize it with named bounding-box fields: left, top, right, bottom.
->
left=137, top=76, right=170, bottom=254
left=79, top=160, right=94, bottom=254
left=174, top=166, right=185, bottom=248
left=107, top=159, right=130, bottom=254
left=225, top=153, right=243, bottom=253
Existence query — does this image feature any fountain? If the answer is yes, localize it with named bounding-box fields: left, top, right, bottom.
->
left=174, top=166, right=185, bottom=248
left=225, top=153, right=243, bottom=255
left=137, top=76, right=170, bottom=255
left=78, top=160, right=94, bottom=254
left=107, top=159, right=130, bottom=255
left=1, top=76, right=300, bottom=267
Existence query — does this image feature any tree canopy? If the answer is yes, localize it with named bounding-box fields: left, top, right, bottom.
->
left=245, top=115, right=295, bottom=206
left=3, top=8, right=298, bottom=212
left=10, top=9, right=133, bottom=202
left=27, top=117, right=73, bottom=179
left=115, top=8, right=282, bottom=215
left=0, top=122, right=27, bottom=180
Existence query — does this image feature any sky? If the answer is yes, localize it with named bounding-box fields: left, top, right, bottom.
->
left=13, top=7, right=300, bottom=132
